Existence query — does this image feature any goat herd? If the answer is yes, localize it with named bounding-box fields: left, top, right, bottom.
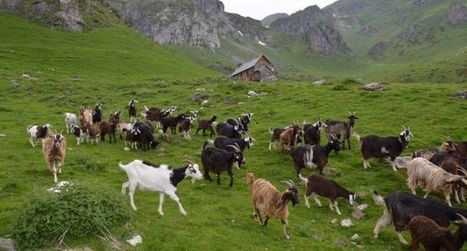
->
left=25, top=100, right=467, bottom=250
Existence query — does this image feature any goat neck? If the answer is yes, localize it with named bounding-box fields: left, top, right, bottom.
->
left=170, top=166, right=188, bottom=187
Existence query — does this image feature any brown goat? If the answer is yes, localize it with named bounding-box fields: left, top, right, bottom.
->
left=196, top=115, right=217, bottom=137
left=42, top=134, right=66, bottom=183
left=279, top=125, right=303, bottom=154
left=246, top=172, right=299, bottom=239
left=79, top=107, right=93, bottom=127
left=408, top=215, right=467, bottom=251
left=86, top=125, right=100, bottom=145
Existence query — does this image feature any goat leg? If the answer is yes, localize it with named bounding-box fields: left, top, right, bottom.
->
left=158, top=193, right=165, bottom=216
left=264, top=216, right=269, bottom=226
left=281, top=219, right=290, bottom=240
left=167, top=191, right=187, bottom=216
left=228, top=170, right=234, bottom=187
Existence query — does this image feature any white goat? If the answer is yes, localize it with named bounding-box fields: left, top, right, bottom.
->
left=407, top=157, right=467, bottom=207
left=27, top=124, right=52, bottom=147
left=64, top=113, right=77, bottom=134
left=119, top=158, right=203, bottom=216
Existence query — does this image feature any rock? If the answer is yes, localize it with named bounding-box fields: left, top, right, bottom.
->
left=191, top=92, right=209, bottom=102
left=0, top=133, right=6, bottom=137
left=451, top=90, right=467, bottom=99
left=362, top=82, right=384, bottom=91
left=0, top=238, right=15, bottom=251
left=201, top=99, right=209, bottom=105
left=358, top=25, right=378, bottom=36
left=223, top=97, right=236, bottom=105
left=47, top=181, right=73, bottom=193
left=313, top=79, right=326, bottom=85
left=247, top=90, right=259, bottom=96
left=449, top=3, right=467, bottom=26
left=21, top=73, right=30, bottom=79
left=334, top=239, right=346, bottom=248
left=331, top=218, right=338, bottom=224
left=126, top=235, right=142, bottom=246
left=351, top=233, right=360, bottom=241
left=351, top=209, right=365, bottom=219
left=341, top=218, right=353, bottom=227
left=368, top=41, right=390, bottom=59
left=261, top=13, right=289, bottom=27
left=357, top=204, right=368, bottom=211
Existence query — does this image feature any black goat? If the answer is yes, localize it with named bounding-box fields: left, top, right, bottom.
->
left=212, top=136, right=253, bottom=152
left=196, top=115, right=217, bottom=137
left=372, top=191, right=467, bottom=245
left=134, top=121, right=158, bottom=150
left=360, top=128, right=413, bottom=171
left=291, top=135, right=340, bottom=176
left=201, top=146, right=245, bottom=187
left=216, top=122, right=242, bottom=139
left=303, top=120, right=326, bottom=145
left=128, top=100, right=137, bottom=122
left=92, top=103, right=102, bottom=124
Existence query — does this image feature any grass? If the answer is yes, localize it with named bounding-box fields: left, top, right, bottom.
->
left=1, top=13, right=467, bottom=250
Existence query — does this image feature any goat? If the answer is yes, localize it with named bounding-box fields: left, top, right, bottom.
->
left=119, top=158, right=202, bottom=216
left=27, top=123, right=52, bottom=147
left=268, top=127, right=286, bottom=150
left=408, top=214, right=467, bottom=251
left=71, top=124, right=87, bottom=145
left=407, top=157, right=467, bottom=207
left=125, top=128, right=141, bottom=150
left=298, top=174, right=355, bottom=215
left=128, top=100, right=137, bottom=122
left=160, top=114, right=186, bottom=135
left=216, top=122, right=242, bottom=139
left=325, top=112, right=358, bottom=150
left=99, top=121, right=118, bottom=143
left=372, top=191, right=467, bottom=245
left=117, top=121, right=133, bottom=140
left=412, top=140, right=458, bottom=159
left=42, top=133, right=66, bottom=183
left=178, top=116, right=196, bottom=140
left=142, top=105, right=175, bottom=127
left=201, top=145, right=244, bottom=187
left=226, top=112, right=253, bottom=133
left=303, top=119, right=327, bottom=146
left=209, top=135, right=253, bottom=153
left=279, top=125, right=303, bottom=154
left=92, top=103, right=102, bottom=124
left=247, top=172, right=299, bottom=240
left=360, top=127, right=413, bottom=171
left=291, top=135, right=341, bottom=176
left=79, top=107, right=93, bottom=127
left=196, top=115, right=217, bottom=137
left=133, top=121, right=158, bottom=150
left=85, top=124, right=100, bottom=145
left=64, top=113, right=77, bottom=134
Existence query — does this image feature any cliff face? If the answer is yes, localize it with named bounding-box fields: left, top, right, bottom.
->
left=448, top=2, right=467, bottom=25
left=269, top=6, right=351, bottom=56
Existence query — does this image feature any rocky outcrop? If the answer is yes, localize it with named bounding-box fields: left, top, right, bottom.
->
left=368, top=41, right=390, bottom=59
left=261, top=13, right=288, bottom=27
left=269, top=5, right=351, bottom=56
left=448, top=2, right=467, bottom=25
left=358, top=25, right=378, bottom=36
left=0, top=0, right=87, bottom=32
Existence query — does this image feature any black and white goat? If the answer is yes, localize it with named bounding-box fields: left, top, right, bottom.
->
left=178, top=115, right=196, bottom=140
left=133, top=121, right=158, bottom=150
left=299, top=174, right=355, bottom=215
left=92, top=103, right=102, bottom=124
left=201, top=145, right=245, bottom=187
left=119, top=158, right=203, bottom=216
left=360, top=127, right=413, bottom=171
left=70, top=124, right=87, bottom=145
left=226, top=112, right=253, bottom=133
left=128, top=100, right=138, bottom=123
left=27, top=123, right=53, bottom=147
left=216, top=122, right=242, bottom=139
left=372, top=191, right=467, bottom=245
left=291, top=135, right=341, bottom=176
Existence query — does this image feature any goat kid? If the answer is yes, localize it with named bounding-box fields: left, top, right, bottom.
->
left=42, top=133, right=66, bottom=183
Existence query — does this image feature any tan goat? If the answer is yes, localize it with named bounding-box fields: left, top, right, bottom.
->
left=42, top=133, right=67, bottom=183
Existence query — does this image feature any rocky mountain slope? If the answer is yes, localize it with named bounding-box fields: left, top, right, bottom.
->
left=261, top=13, right=288, bottom=27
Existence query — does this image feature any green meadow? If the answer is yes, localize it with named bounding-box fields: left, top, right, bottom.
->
left=1, top=13, right=466, bottom=250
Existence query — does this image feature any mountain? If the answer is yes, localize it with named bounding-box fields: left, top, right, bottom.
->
left=0, top=0, right=118, bottom=32
left=326, top=0, right=467, bottom=82
left=261, top=13, right=288, bottom=27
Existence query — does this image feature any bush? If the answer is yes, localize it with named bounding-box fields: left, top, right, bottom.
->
left=13, top=184, right=131, bottom=250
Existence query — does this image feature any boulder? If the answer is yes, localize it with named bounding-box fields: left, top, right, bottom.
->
left=362, top=82, right=384, bottom=91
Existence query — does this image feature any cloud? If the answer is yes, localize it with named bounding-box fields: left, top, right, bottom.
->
left=221, top=0, right=337, bottom=20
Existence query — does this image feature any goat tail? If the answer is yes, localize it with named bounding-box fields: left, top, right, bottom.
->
left=118, top=162, right=127, bottom=171
left=372, top=191, right=386, bottom=207
left=298, top=173, right=308, bottom=186
left=246, top=172, right=255, bottom=188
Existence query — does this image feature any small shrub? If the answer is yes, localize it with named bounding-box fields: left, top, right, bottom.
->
left=340, top=78, right=361, bottom=85
left=13, top=185, right=131, bottom=250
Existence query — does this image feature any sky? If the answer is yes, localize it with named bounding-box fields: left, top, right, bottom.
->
left=221, top=0, right=338, bottom=20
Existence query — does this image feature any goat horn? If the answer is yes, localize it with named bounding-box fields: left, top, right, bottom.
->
left=458, top=168, right=467, bottom=176
left=457, top=213, right=467, bottom=224
left=227, top=144, right=241, bottom=153
left=288, top=179, right=297, bottom=187
left=280, top=180, right=293, bottom=188
left=401, top=125, right=407, bottom=130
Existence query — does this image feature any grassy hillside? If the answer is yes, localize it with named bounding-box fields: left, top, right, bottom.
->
left=1, top=13, right=467, bottom=250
